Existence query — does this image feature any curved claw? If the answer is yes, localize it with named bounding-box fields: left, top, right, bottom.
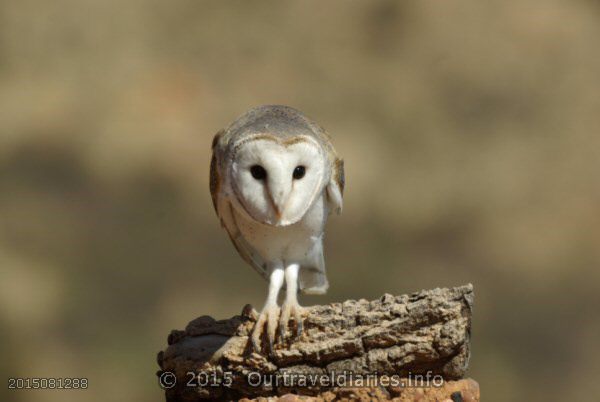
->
left=251, top=304, right=279, bottom=354
left=251, top=310, right=266, bottom=353
left=278, top=301, right=304, bottom=342
left=278, top=302, right=292, bottom=342
left=251, top=335, right=261, bottom=353
left=268, top=337, right=275, bottom=354
left=294, top=305, right=304, bottom=339
left=296, top=318, right=303, bottom=339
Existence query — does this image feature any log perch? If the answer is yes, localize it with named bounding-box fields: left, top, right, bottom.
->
left=157, top=284, right=474, bottom=401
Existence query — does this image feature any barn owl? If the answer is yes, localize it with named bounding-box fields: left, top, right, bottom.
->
left=210, top=105, right=344, bottom=353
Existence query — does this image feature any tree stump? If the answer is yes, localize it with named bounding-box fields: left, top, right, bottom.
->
left=156, top=284, right=475, bottom=401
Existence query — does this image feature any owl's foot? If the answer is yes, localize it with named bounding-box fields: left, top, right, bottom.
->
left=251, top=303, right=280, bottom=354
left=279, top=300, right=304, bottom=341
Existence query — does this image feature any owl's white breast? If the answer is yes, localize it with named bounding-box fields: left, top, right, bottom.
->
left=232, top=192, right=329, bottom=265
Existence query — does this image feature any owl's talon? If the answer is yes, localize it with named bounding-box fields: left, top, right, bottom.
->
left=278, top=300, right=304, bottom=342
left=268, top=338, right=275, bottom=353
left=251, top=304, right=279, bottom=354
left=250, top=311, right=266, bottom=353
left=278, top=302, right=292, bottom=341
left=296, top=319, right=303, bottom=339
left=251, top=336, right=261, bottom=353
left=266, top=308, right=278, bottom=350
left=248, top=302, right=304, bottom=351
left=294, top=306, right=305, bottom=338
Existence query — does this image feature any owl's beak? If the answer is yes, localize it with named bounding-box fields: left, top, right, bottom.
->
left=265, top=167, right=292, bottom=224
left=268, top=187, right=290, bottom=223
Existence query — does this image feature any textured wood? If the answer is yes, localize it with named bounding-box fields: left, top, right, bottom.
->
left=156, top=284, right=473, bottom=401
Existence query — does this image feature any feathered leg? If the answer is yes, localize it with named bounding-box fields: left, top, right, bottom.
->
left=279, top=263, right=304, bottom=341
left=251, top=266, right=283, bottom=353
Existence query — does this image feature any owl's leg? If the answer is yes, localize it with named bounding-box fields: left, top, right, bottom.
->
left=279, top=263, right=304, bottom=341
left=251, top=266, right=284, bottom=353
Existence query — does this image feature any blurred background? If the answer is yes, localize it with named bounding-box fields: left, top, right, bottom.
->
left=1, top=1, right=599, bottom=401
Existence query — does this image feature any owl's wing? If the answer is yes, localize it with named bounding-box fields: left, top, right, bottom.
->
left=299, top=236, right=329, bottom=294
left=210, top=133, right=269, bottom=280
left=209, top=130, right=224, bottom=215
left=218, top=198, right=270, bottom=280
left=326, top=158, right=345, bottom=214
left=300, top=158, right=343, bottom=294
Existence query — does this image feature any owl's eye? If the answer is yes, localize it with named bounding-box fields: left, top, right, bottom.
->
left=292, top=165, right=306, bottom=180
left=250, top=165, right=267, bottom=180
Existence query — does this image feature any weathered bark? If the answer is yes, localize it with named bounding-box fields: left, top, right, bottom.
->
left=156, top=284, right=473, bottom=401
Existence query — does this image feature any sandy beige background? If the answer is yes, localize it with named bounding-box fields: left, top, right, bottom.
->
left=1, top=1, right=599, bottom=401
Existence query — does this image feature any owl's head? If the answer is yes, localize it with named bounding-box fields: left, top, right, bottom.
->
left=229, top=134, right=326, bottom=226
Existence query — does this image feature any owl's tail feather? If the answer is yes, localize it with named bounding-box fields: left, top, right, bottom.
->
left=301, top=284, right=329, bottom=295
left=299, top=266, right=329, bottom=295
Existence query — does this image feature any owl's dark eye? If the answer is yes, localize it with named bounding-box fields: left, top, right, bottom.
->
left=292, top=165, right=306, bottom=180
left=250, top=165, right=267, bottom=180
